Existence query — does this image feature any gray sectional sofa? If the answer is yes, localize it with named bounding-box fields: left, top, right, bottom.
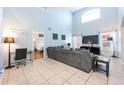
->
left=46, top=47, right=96, bottom=73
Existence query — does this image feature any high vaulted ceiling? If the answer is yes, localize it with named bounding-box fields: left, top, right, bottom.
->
left=40, top=7, right=85, bottom=13
left=67, top=7, right=85, bottom=13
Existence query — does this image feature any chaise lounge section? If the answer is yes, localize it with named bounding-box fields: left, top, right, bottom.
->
left=47, top=47, right=96, bottom=73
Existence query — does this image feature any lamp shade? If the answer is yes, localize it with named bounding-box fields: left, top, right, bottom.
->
left=4, top=37, right=15, bottom=43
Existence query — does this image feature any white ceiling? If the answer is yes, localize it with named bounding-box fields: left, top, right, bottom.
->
left=39, top=7, right=85, bottom=13
left=68, top=7, right=85, bottom=13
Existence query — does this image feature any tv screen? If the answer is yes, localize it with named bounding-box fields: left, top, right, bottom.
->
left=82, top=35, right=99, bottom=44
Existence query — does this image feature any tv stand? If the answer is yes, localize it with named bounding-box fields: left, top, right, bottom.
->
left=80, top=46, right=100, bottom=55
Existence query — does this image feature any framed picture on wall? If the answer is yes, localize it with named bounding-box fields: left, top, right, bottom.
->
left=53, top=33, right=58, bottom=40
left=62, top=35, right=66, bottom=40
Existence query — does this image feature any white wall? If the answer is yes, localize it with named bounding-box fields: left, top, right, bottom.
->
left=73, top=7, right=118, bottom=35
left=72, top=7, right=120, bottom=56
left=3, top=7, right=72, bottom=66
left=3, top=7, right=72, bottom=47
left=0, top=7, right=3, bottom=68
left=118, top=8, right=124, bottom=62
left=0, top=8, right=3, bottom=43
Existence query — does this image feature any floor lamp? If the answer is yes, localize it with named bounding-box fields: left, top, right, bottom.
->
left=4, top=37, right=15, bottom=69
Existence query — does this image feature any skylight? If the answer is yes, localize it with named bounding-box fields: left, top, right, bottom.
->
left=81, top=8, right=101, bottom=23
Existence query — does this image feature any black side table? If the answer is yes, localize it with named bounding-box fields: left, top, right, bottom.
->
left=93, top=56, right=110, bottom=77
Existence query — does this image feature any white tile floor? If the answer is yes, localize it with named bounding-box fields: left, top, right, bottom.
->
left=1, top=58, right=124, bottom=85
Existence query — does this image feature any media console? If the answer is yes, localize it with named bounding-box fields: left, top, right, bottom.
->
left=80, top=46, right=100, bottom=55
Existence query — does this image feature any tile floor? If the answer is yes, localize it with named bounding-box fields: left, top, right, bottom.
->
left=1, top=57, right=124, bottom=85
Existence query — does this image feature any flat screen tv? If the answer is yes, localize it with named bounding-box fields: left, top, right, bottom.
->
left=82, top=35, right=99, bottom=44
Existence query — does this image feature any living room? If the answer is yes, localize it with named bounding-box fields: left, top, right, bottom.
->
left=0, top=7, right=124, bottom=85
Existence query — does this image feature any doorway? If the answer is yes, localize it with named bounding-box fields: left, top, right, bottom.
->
left=100, top=31, right=114, bottom=56
left=73, top=35, right=82, bottom=49
left=32, top=32, right=44, bottom=60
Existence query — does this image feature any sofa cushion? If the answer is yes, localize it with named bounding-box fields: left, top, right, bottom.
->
left=73, top=49, right=91, bottom=58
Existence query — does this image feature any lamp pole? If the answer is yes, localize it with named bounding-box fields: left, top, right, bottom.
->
left=8, top=43, right=10, bottom=68
left=4, top=37, right=15, bottom=69
left=5, top=42, right=14, bottom=69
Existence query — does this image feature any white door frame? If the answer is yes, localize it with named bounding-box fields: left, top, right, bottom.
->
left=32, top=32, right=45, bottom=60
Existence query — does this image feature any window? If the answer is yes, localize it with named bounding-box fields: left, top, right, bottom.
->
left=81, top=8, right=101, bottom=23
